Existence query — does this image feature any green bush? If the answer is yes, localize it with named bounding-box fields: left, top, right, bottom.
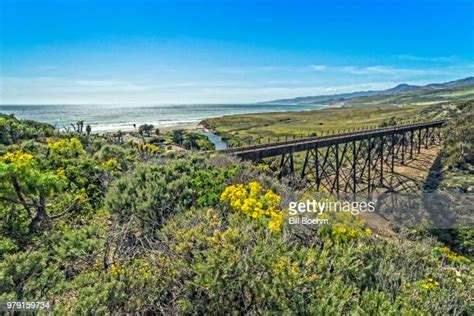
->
left=105, top=154, right=238, bottom=234
left=0, top=114, right=54, bottom=145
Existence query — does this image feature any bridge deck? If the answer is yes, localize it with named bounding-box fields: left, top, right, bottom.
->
left=218, top=120, right=446, bottom=160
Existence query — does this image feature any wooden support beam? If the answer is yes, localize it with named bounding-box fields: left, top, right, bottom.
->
left=315, top=147, right=320, bottom=191
left=425, top=127, right=429, bottom=149
left=380, top=135, right=384, bottom=187
left=289, top=152, right=294, bottom=175
left=278, top=153, right=286, bottom=180
left=335, top=144, right=340, bottom=193
left=367, top=138, right=372, bottom=193
left=401, top=132, right=405, bottom=165
left=391, top=133, right=395, bottom=173
left=418, top=129, right=422, bottom=153
left=301, top=150, right=310, bottom=179
left=352, top=140, right=357, bottom=194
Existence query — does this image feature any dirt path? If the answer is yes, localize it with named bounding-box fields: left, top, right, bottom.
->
left=384, top=146, right=442, bottom=193
left=360, top=145, right=443, bottom=236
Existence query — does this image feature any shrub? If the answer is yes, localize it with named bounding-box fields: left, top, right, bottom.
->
left=220, top=181, right=283, bottom=232
left=105, top=154, right=238, bottom=234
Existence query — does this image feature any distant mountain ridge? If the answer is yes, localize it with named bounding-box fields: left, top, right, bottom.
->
left=263, top=77, right=474, bottom=105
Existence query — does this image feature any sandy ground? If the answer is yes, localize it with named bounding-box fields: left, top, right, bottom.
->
left=159, top=122, right=203, bottom=133
left=97, top=122, right=203, bottom=135
left=359, top=145, right=443, bottom=237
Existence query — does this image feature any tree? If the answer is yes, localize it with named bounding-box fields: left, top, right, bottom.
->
left=186, top=133, right=199, bottom=150
left=116, top=130, right=123, bottom=143
left=0, top=138, right=96, bottom=233
left=0, top=150, right=67, bottom=231
left=155, top=128, right=160, bottom=137
left=71, top=120, right=85, bottom=133
left=172, top=130, right=184, bottom=145
left=138, top=124, right=154, bottom=137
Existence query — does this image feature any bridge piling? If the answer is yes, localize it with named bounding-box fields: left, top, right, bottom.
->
left=352, top=140, right=357, bottom=194
left=402, top=133, right=406, bottom=165
left=335, top=144, right=340, bottom=193
left=418, top=130, right=422, bottom=153
left=391, top=133, right=395, bottom=173
left=380, top=135, right=384, bottom=187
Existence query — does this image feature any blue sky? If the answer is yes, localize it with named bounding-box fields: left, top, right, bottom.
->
left=1, top=0, right=473, bottom=104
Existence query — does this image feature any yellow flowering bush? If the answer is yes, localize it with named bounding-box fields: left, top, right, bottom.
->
left=332, top=224, right=372, bottom=240
left=309, top=204, right=371, bottom=241
left=220, top=181, right=283, bottom=232
left=55, top=168, right=66, bottom=178
left=110, top=263, right=121, bottom=278
left=419, top=278, right=440, bottom=291
left=136, top=143, right=161, bottom=153
left=1, top=150, right=34, bottom=170
left=100, top=157, right=121, bottom=172
left=252, top=163, right=270, bottom=172
left=110, top=258, right=153, bottom=280
left=433, top=246, right=471, bottom=264
left=47, top=137, right=84, bottom=157
left=133, top=143, right=162, bottom=159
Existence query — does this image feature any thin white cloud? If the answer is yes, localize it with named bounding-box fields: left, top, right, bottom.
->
left=216, top=65, right=307, bottom=74
left=396, top=54, right=456, bottom=63
left=312, top=63, right=465, bottom=78
left=215, top=67, right=252, bottom=75
left=191, top=81, right=401, bottom=102
left=75, top=79, right=150, bottom=92
left=34, top=65, right=59, bottom=72
left=336, top=65, right=437, bottom=77
left=214, top=63, right=459, bottom=78
left=309, top=64, right=327, bottom=71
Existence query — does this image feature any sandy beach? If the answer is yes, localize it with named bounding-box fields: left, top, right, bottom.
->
left=98, top=121, right=204, bottom=135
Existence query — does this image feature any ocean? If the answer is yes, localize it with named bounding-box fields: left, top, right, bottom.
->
left=0, top=103, right=325, bottom=132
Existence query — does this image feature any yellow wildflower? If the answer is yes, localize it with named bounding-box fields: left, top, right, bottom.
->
left=1, top=150, right=34, bottom=169
left=110, top=263, right=120, bottom=277
left=47, top=137, right=84, bottom=157
left=220, top=181, right=283, bottom=232
left=100, top=157, right=121, bottom=172
left=420, top=278, right=440, bottom=290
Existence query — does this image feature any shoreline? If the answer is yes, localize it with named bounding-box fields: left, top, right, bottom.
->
left=2, top=103, right=330, bottom=136
left=96, top=121, right=206, bottom=135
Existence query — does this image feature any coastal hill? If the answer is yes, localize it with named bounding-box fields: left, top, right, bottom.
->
left=262, top=76, right=474, bottom=105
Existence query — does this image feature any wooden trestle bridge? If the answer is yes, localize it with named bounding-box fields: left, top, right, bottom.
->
left=219, top=120, right=446, bottom=194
